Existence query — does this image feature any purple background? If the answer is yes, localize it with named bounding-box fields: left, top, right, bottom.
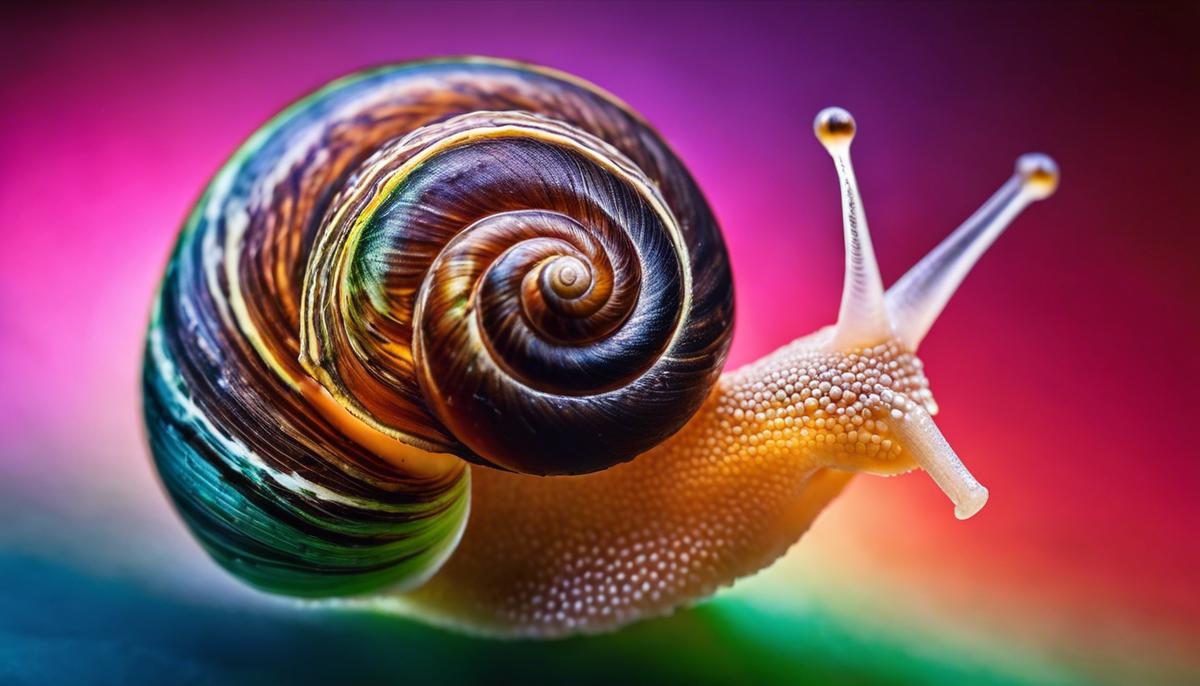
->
left=1, top=2, right=1197, bottom=683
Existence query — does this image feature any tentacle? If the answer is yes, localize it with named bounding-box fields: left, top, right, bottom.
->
left=814, top=107, right=892, bottom=350
left=886, top=153, right=1059, bottom=350
left=892, top=405, right=989, bottom=520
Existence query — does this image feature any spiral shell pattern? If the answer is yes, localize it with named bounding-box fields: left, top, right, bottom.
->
left=143, top=59, right=733, bottom=596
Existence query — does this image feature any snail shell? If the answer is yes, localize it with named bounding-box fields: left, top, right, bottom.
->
left=144, top=58, right=733, bottom=595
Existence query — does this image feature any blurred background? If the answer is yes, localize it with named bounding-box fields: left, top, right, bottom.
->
left=1, top=2, right=1197, bottom=684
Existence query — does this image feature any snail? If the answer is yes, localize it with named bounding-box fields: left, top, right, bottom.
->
left=143, top=57, right=1058, bottom=637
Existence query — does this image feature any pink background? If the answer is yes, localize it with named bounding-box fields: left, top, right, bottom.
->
left=1, top=2, right=1197, bottom=681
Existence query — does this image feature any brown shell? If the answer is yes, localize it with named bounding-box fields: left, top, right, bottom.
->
left=294, top=62, right=734, bottom=475
left=144, top=58, right=733, bottom=597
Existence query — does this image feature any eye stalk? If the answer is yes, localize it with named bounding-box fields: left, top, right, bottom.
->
left=813, top=107, right=892, bottom=351
left=811, top=107, right=1059, bottom=519
left=886, top=151, right=1060, bottom=351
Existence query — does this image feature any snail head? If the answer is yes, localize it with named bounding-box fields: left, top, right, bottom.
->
left=793, top=107, right=1059, bottom=519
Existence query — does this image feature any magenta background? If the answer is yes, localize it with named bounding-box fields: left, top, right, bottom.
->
left=1, top=0, right=1197, bottom=673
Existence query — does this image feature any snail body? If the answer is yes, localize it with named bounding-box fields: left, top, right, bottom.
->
left=144, top=58, right=1058, bottom=636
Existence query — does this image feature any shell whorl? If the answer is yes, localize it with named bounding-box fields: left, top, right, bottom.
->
left=302, top=110, right=723, bottom=474
left=143, top=59, right=733, bottom=595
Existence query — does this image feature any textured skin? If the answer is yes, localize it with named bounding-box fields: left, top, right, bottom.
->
left=402, top=329, right=933, bottom=636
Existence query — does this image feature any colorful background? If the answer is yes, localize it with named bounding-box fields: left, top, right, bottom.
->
left=1, top=2, right=1197, bottom=684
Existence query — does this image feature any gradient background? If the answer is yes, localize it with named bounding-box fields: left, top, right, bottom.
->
left=1, top=2, right=1197, bottom=684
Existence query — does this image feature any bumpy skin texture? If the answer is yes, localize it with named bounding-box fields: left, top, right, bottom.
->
left=402, top=329, right=932, bottom=636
